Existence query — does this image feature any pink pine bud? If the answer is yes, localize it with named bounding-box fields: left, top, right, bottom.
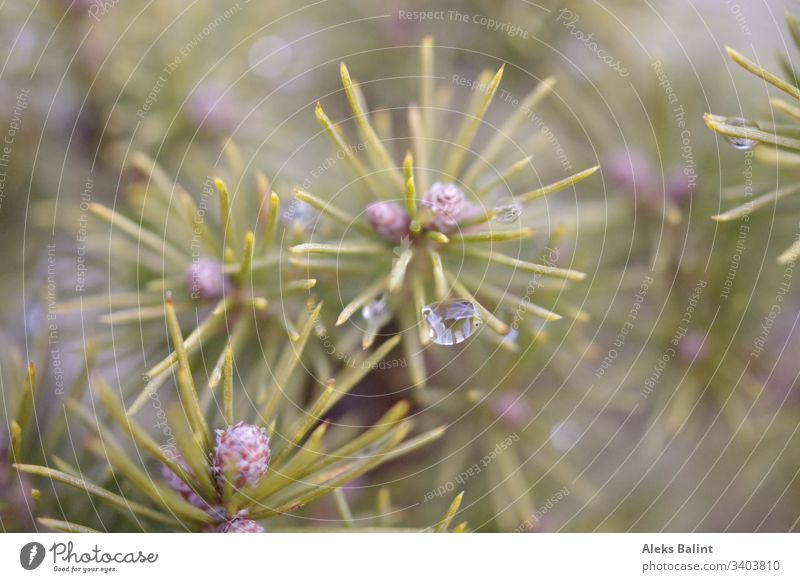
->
left=366, top=201, right=410, bottom=243
left=491, top=394, right=531, bottom=427
left=213, top=423, right=271, bottom=489
left=215, top=517, right=265, bottom=533
left=186, top=81, right=236, bottom=133
left=666, top=167, right=693, bottom=206
left=185, top=257, right=230, bottom=301
left=677, top=330, right=708, bottom=362
left=423, top=182, right=466, bottom=232
left=605, top=150, right=657, bottom=198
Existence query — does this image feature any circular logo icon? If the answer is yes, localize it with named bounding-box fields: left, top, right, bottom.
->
left=20, top=542, right=46, bottom=570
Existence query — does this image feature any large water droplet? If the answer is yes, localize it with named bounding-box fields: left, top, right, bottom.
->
left=421, top=299, right=482, bottom=346
left=493, top=198, right=522, bottom=224
left=724, top=117, right=759, bottom=151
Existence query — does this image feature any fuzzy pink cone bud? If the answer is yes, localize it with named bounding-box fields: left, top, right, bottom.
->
left=423, top=182, right=466, bottom=232
left=491, top=394, right=531, bottom=427
left=187, top=82, right=236, bottom=133
left=216, top=518, right=265, bottom=533
left=366, top=201, right=410, bottom=243
left=666, top=167, right=693, bottom=206
left=677, top=330, right=708, bottom=362
left=213, top=422, right=271, bottom=489
left=185, top=257, right=230, bottom=301
left=605, top=150, right=657, bottom=198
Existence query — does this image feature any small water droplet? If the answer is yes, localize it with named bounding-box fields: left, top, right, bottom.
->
left=724, top=117, right=760, bottom=150
left=493, top=198, right=522, bottom=224
left=362, top=293, right=390, bottom=322
left=282, top=200, right=318, bottom=230
left=421, top=299, right=482, bottom=346
left=362, top=293, right=391, bottom=335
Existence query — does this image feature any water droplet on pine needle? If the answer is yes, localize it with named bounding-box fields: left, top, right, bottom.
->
left=724, top=117, right=759, bottom=150
left=362, top=293, right=390, bottom=322
left=282, top=200, right=318, bottom=230
left=421, top=299, right=482, bottom=346
left=493, top=198, right=522, bottom=224
left=362, top=293, right=391, bottom=335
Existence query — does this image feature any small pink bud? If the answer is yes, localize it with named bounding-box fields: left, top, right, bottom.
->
left=666, top=167, right=694, bottom=206
left=366, top=201, right=410, bottom=243
left=423, top=182, right=466, bottom=232
left=213, top=422, right=271, bottom=489
left=185, top=258, right=230, bottom=301
left=491, top=394, right=531, bottom=426
left=677, top=330, right=708, bottom=362
left=605, top=150, right=657, bottom=198
left=187, top=82, right=236, bottom=133
left=215, top=518, right=265, bottom=533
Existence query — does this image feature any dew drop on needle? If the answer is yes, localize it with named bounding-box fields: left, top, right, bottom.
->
left=724, top=117, right=759, bottom=151
left=421, top=299, right=482, bottom=346
left=493, top=198, right=522, bottom=224
left=362, top=293, right=391, bottom=334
